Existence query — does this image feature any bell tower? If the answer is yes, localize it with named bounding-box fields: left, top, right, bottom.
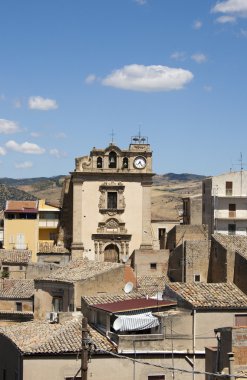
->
left=70, top=135, right=154, bottom=261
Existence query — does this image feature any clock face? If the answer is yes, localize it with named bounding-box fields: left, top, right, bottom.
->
left=134, top=156, right=146, bottom=169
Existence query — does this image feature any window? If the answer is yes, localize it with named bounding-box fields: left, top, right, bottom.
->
left=109, top=151, right=117, bottom=168
left=16, top=302, right=22, bottom=312
left=123, top=157, right=128, bottom=168
left=226, top=181, right=233, bottom=196
left=194, top=274, right=201, bottom=282
left=107, top=192, right=117, bottom=209
left=228, top=224, right=236, bottom=235
left=229, top=204, right=236, bottom=218
left=235, top=314, right=247, bottom=326
left=150, top=263, right=157, bottom=270
left=97, top=156, right=103, bottom=168
left=148, top=375, right=165, bottom=380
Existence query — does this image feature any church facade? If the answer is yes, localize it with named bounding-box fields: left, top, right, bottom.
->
left=61, top=136, right=154, bottom=262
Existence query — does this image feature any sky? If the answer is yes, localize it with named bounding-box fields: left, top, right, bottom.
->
left=1, top=0, right=247, bottom=178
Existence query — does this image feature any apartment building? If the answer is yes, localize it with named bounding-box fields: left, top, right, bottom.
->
left=202, top=170, right=247, bottom=236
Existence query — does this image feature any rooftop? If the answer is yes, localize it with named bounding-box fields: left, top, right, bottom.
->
left=213, top=233, right=247, bottom=259
left=90, top=297, right=177, bottom=313
left=0, top=315, right=115, bottom=354
left=0, top=249, right=32, bottom=264
left=5, top=200, right=38, bottom=213
left=165, top=282, right=247, bottom=309
left=0, top=279, right=34, bottom=299
left=137, top=275, right=168, bottom=296
left=37, top=259, right=124, bottom=283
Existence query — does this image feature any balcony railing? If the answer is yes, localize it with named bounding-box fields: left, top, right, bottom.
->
left=39, top=219, right=59, bottom=228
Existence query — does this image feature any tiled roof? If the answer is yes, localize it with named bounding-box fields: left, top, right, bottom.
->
left=5, top=200, right=38, bottom=211
left=0, top=279, right=34, bottom=299
left=38, top=259, right=124, bottom=283
left=137, top=275, right=168, bottom=295
left=213, top=233, right=247, bottom=259
left=0, top=315, right=115, bottom=354
left=0, top=250, right=31, bottom=264
left=165, top=282, right=247, bottom=309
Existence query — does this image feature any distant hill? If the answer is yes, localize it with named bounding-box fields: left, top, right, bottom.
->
left=153, top=173, right=206, bottom=185
left=0, top=184, right=37, bottom=211
left=0, top=176, right=65, bottom=188
left=0, top=173, right=205, bottom=218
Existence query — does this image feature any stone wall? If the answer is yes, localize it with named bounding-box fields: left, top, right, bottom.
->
left=166, top=225, right=208, bottom=251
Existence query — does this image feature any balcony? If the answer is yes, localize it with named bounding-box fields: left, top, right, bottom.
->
left=39, top=219, right=59, bottom=228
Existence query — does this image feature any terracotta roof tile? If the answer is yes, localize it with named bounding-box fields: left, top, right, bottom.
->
left=0, top=279, right=34, bottom=299
left=0, top=315, right=115, bottom=354
left=38, top=259, right=124, bottom=283
left=0, top=250, right=31, bottom=264
left=213, top=233, right=247, bottom=259
left=5, top=200, right=38, bottom=211
left=165, top=282, right=247, bottom=309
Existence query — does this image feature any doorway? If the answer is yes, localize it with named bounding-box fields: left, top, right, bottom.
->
left=104, top=243, right=119, bottom=262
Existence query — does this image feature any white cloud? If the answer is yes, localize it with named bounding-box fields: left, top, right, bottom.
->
left=85, top=74, right=97, bottom=84
left=0, top=94, right=5, bottom=101
left=28, top=96, right=58, bottom=110
left=135, top=0, right=147, bottom=5
left=170, top=51, right=187, bottom=61
left=0, top=147, right=6, bottom=156
left=216, top=15, right=236, bottom=23
left=49, top=148, right=67, bottom=158
left=212, top=0, right=247, bottom=18
left=102, top=64, right=193, bottom=92
left=193, top=20, right=203, bottom=29
left=191, top=53, right=207, bottom=63
left=15, top=161, right=33, bottom=169
left=0, top=119, right=20, bottom=134
left=5, top=140, right=45, bottom=154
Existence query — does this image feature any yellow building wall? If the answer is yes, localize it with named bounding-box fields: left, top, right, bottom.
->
left=39, top=228, right=58, bottom=241
left=4, top=219, right=39, bottom=262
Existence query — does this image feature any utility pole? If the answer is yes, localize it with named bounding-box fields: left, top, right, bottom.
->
left=81, top=317, right=88, bottom=380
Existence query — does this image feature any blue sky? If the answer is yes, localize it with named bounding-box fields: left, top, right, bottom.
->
left=1, top=0, right=247, bottom=178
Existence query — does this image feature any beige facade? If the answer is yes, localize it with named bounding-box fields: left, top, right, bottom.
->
left=4, top=201, right=39, bottom=262
left=202, top=170, right=247, bottom=236
left=62, top=137, right=154, bottom=262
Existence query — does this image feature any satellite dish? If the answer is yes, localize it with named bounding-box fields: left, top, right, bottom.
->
left=122, top=255, right=129, bottom=263
left=113, top=318, right=122, bottom=331
left=124, top=282, right=133, bottom=294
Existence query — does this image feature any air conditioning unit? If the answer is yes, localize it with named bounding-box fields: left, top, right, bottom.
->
left=49, top=312, right=58, bottom=323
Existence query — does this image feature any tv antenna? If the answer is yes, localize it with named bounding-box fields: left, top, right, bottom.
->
left=231, top=153, right=246, bottom=195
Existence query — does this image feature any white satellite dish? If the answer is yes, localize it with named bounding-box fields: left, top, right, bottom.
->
left=124, top=282, right=134, bottom=294
left=113, top=318, right=122, bottom=331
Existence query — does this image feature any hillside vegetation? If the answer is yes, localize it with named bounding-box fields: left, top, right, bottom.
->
left=0, top=173, right=205, bottom=219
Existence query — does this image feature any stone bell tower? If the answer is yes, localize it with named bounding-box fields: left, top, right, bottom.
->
left=70, top=134, right=154, bottom=262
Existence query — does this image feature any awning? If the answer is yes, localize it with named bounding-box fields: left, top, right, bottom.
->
left=113, top=312, right=160, bottom=332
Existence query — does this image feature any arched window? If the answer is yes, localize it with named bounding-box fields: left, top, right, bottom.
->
left=97, top=157, right=103, bottom=168
left=123, top=157, right=128, bottom=168
left=109, top=151, right=117, bottom=168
